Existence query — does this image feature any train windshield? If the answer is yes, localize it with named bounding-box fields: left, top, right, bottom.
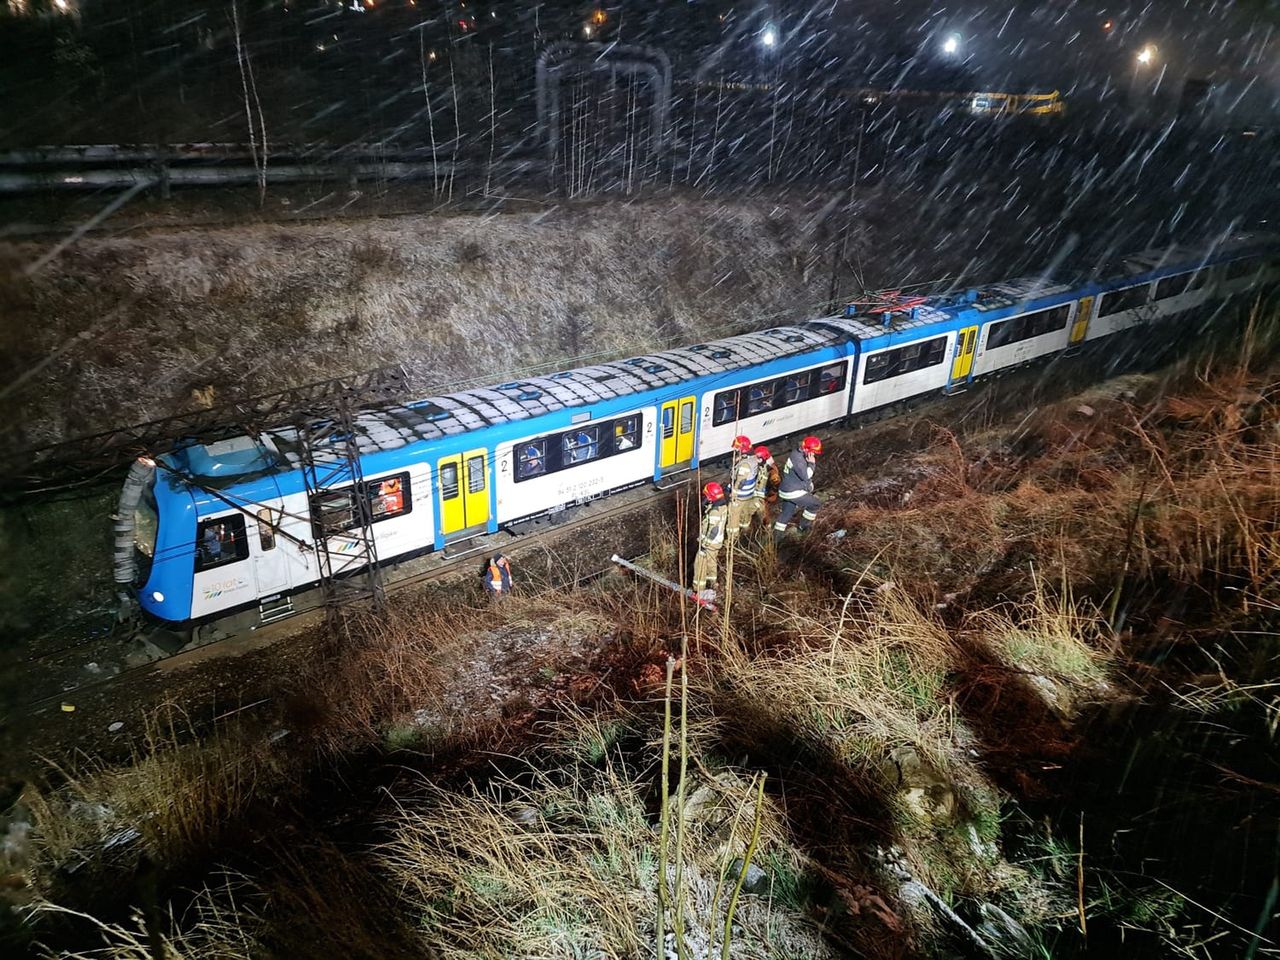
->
left=134, top=481, right=159, bottom=581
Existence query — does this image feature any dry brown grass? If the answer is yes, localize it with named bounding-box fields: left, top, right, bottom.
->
left=822, top=351, right=1280, bottom=612
left=29, top=877, right=262, bottom=960
left=0, top=195, right=836, bottom=447
left=24, top=704, right=273, bottom=884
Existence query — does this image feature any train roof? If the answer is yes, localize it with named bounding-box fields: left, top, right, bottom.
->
left=164, top=233, right=1277, bottom=484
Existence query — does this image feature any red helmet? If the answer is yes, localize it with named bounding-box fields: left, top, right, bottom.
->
left=801, top=436, right=823, bottom=455
left=703, top=481, right=725, bottom=501
left=732, top=435, right=753, bottom=454
left=754, top=445, right=770, bottom=460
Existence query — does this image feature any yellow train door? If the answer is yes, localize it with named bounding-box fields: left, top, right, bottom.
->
left=949, top=326, right=978, bottom=387
left=1070, top=296, right=1094, bottom=344
left=438, top=448, right=490, bottom=536
left=660, top=396, right=696, bottom=470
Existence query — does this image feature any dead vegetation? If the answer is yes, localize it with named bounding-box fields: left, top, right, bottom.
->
left=0, top=195, right=837, bottom=449
left=11, top=313, right=1280, bottom=958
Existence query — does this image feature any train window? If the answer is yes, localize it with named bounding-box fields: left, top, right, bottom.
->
left=134, top=486, right=158, bottom=560
left=679, top=401, right=694, bottom=434
left=466, top=458, right=486, bottom=494
left=257, top=508, right=276, bottom=551
left=712, top=391, right=739, bottom=426
left=783, top=372, right=812, bottom=404
left=819, top=363, right=847, bottom=394
left=1224, top=259, right=1255, bottom=281
left=195, top=515, right=250, bottom=573
left=368, top=473, right=411, bottom=520
left=1099, top=285, right=1151, bottom=317
left=1155, top=273, right=1194, bottom=300
left=863, top=337, right=947, bottom=385
left=988, top=306, right=1069, bottom=349
left=309, top=473, right=413, bottom=535
left=517, top=440, right=546, bottom=481
left=563, top=426, right=602, bottom=465
left=746, top=382, right=775, bottom=415
left=439, top=463, right=460, bottom=500
left=863, top=353, right=890, bottom=383
left=614, top=414, right=640, bottom=452
left=312, top=490, right=357, bottom=536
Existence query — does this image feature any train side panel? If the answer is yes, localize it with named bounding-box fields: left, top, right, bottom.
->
left=698, top=357, right=852, bottom=456
left=850, top=332, right=955, bottom=414
left=492, top=405, right=657, bottom=524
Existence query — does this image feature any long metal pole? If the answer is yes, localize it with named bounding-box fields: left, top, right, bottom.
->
left=610, top=554, right=717, bottom=611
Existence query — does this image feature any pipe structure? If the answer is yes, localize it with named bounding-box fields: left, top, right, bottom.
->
left=0, top=158, right=544, bottom=194
left=536, top=42, right=672, bottom=171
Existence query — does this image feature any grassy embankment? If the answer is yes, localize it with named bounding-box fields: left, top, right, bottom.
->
left=6, top=307, right=1280, bottom=958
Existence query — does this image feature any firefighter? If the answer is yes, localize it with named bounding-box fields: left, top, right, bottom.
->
left=773, top=436, right=823, bottom=541
left=725, top=435, right=758, bottom=540
left=692, top=482, right=729, bottom=601
left=482, top=553, right=514, bottom=601
left=740, top=444, right=780, bottom=534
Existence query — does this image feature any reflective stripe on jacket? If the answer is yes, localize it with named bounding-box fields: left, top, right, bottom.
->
left=699, top=503, right=729, bottom=548
left=778, top=449, right=815, bottom=501
left=754, top=459, right=779, bottom=500
left=729, top=454, right=758, bottom=500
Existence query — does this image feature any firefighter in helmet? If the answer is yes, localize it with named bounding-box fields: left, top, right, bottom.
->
left=773, top=436, right=823, bottom=541
left=725, top=435, right=758, bottom=540
left=692, top=481, right=729, bottom=601
left=739, top=444, right=780, bottom=535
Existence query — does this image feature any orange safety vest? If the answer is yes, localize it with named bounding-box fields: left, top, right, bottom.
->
left=381, top=477, right=404, bottom=513
left=486, top=558, right=512, bottom=592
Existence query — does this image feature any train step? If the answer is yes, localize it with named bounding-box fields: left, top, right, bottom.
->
left=258, top=595, right=295, bottom=625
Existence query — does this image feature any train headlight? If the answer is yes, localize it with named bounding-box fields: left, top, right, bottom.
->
left=152, top=591, right=165, bottom=603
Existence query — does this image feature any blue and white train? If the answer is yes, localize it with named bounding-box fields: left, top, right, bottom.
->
left=117, top=237, right=1279, bottom=626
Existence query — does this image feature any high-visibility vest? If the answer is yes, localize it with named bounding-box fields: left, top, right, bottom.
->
left=486, top=559, right=512, bottom=592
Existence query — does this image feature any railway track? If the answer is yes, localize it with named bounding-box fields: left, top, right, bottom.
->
left=6, top=477, right=690, bottom=718
left=5, top=311, right=1260, bottom=721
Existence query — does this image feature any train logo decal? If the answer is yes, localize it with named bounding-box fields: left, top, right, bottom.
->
left=203, top=576, right=249, bottom=601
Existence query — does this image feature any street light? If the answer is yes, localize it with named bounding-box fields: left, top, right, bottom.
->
left=941, top=33, right=961, bottom=56
left=760, top=24, right=778, bottom=49
left=1136, top=44, right=1157, bottom=66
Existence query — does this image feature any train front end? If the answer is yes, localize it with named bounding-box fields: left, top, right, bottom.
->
left=113, top=456, right=197, bottom=623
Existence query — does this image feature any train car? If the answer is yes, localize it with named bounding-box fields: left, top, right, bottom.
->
left=116, top=236, right=1278, bottom=628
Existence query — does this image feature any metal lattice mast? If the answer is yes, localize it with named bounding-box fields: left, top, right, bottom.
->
left=298, top=399, right=386, bottom=626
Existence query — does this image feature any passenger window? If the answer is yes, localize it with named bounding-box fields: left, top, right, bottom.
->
left=663, top=406, right=676, bottom=437
left=466, top=456, right=486, bottom=493
left=195, top=515, right=250, bottom=573
left=746, top=382, right=775, bottom=415
left=368, top=474, right=410, bottom=519
left=1099, top=285, right=1151, bottom=317
left=312, top=490, right=356, bottom=536
left=1155, top=273, right=1194, bottom=299
left=517, top=441, right=546, bottom=481
left=819, top=363, right=846, bottom=393
left=1224, top=259, right=1255, bottom=281
left=864, top=353, right=890, bottom=384
left=712, top=391, right=738, bottom=427
left=783, top=372, right=811, bottom=404
left=440, top=462, right=460, bottom=500
left=563, top=426, right=602, bottom=464
left=614, top=414, right=640, bottom=452
left=679, top=401, right=694, bottom=434
left=257, top=508, right=276, bottom=552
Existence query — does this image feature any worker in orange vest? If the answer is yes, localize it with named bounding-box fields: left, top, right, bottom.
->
left=483, top=554, right=514, bottom=601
